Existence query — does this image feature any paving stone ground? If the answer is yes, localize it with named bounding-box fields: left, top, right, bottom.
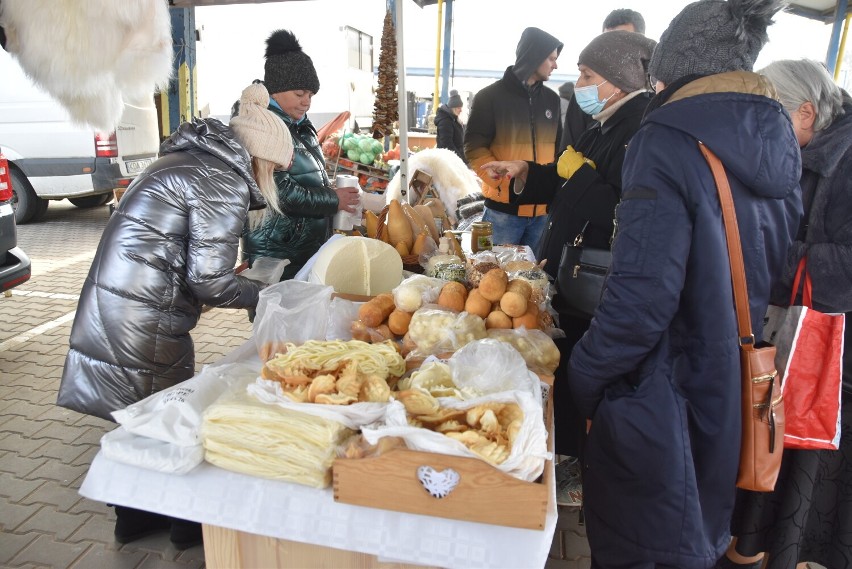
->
left=0, top=199, right=589, bottom=568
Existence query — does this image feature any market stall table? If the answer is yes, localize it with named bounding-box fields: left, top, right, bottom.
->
left=78, top=341, right=558, bottom=569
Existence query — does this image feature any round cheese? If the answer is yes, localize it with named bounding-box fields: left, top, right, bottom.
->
left=310, top=236, right=403, bottom=296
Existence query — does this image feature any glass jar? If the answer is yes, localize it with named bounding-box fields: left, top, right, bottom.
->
left=471, top=221, right=493, bottom=253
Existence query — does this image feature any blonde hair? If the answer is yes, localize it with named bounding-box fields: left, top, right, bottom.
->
left=247, top=157, right=281, bottom=230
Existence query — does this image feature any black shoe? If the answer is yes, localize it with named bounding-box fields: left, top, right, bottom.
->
left=170, top=518, right=203, bottom=550
left=114, top=506, right=171, bottom=544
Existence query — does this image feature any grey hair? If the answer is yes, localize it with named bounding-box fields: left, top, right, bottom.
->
left=759, top=59, right=844, bottom=132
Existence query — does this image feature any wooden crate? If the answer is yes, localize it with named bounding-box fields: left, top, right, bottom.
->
left=333, top=376, right=554, bottom=530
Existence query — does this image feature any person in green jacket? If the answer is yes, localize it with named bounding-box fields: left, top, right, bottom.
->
left=242, top=29, right=360, bottom=280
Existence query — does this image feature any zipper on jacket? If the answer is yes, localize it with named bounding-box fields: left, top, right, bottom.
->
left=528, top=90, right=538, bottom=163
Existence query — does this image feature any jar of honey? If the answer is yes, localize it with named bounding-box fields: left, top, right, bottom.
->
left=471, top=221, right=493, bottom=253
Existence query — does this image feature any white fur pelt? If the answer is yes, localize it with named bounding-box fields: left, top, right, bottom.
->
left=0, top=0, right=173, bottom=131
left=385, top=148, right=482, bottom=223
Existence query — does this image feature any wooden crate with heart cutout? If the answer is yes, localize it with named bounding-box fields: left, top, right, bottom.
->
left=332, top=375, right=554, bottom=530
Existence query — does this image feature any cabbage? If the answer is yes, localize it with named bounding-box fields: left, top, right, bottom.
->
left=347, top=148, right=360, bottom=161
left=358, top=138, right=374, bottom=152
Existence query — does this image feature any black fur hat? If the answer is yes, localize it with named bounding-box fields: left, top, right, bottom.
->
left=649, top=0, right=785, bottom=86
left=264, top=29, right=320, bottom=95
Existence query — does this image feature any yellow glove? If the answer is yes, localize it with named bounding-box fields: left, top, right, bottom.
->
left=557, top=146, right=596, bottom=180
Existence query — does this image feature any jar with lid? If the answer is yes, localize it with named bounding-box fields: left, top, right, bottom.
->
left=471, top=221, right=493, bottom=253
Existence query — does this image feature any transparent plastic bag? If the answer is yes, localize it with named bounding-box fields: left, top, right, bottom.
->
left=392, top=274, right=446, bottom=312
left=485, top=328, right=560, bottom=375
left=254, top=281, right=334, bottom=361
left=449, top=339, right=538, bottom=397
left=406, top=306, right=486, bottom=356
left=238, top=256, right=291, bottom=285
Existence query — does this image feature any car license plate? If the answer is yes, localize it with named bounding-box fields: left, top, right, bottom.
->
left=126, top=157, right=154, bottom=174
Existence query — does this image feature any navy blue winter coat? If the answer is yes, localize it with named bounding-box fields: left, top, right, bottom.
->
left=567, top=72, right=803, bottom=568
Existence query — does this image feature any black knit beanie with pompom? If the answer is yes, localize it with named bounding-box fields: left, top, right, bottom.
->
left=264, top=29, right=320, bottom=95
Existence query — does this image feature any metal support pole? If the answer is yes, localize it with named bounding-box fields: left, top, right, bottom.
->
left=825, top=0, right=849, bottom=75
left=835, top=14, right=851, bottom=81
left=162, top=7, right=197, bottom=136
left=394, top=0, right=408, bottom=198
left=440, top=0, right=453, bottom=104
left=432, top=0, right=443, bottom=114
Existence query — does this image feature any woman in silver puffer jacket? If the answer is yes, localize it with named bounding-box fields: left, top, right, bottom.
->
left=57, top=84, right=293, bottom=422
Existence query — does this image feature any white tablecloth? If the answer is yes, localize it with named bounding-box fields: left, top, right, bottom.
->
left=80, top=453, right=556, bottom=569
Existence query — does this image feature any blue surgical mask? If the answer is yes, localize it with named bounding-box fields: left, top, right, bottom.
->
left=574, top=80, right=611, bottom=116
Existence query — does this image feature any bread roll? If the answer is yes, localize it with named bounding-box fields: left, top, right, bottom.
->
left=479, top=268, right=508, bottom=301
left=506, top=279, right=533, bottom=301
left=486, top=310, right=513, bottom=329
left=500, top=291, right=528, bottom=318
left=438, top=290, right=466, bottom=313
left=464, top=289, right=491, bottom=319
left=358, top=293, right=396, bottom=328
left=388, top=309, right=413, bottom=336
left=512, top=303, right=540, bottom=329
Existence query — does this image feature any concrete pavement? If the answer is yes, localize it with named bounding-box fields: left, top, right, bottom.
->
left=0, top=199, right=589, bottom=569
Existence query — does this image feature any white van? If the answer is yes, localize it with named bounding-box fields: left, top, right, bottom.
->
left=0, top=48, right=160, bottom=223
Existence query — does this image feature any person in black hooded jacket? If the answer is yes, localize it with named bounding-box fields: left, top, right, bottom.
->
left=434, top=89, right=466, bottom=163
left=464, top=26, right=563, bottom=248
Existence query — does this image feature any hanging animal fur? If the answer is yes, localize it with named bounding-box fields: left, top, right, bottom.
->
left=0, top=0, right=172, bottom=131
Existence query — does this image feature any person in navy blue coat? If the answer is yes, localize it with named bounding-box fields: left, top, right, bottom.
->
left=566, top=1, right=803, bottom=567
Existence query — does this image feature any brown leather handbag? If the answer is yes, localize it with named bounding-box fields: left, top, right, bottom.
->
left=699, top=142, right=785, bottom=492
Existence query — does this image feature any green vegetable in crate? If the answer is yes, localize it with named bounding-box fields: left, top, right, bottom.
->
left=358, top=138, right=374, bottom=152
left=347, top=148, right=360, bottom=161
left=371, top=140, right=383, bottom=154
left=360, top=152, right=375, bottom=165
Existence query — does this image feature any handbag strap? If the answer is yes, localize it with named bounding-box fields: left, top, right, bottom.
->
left=697, top=142, right=755, bottom=350
left=789, top=256, right=813, bottom=308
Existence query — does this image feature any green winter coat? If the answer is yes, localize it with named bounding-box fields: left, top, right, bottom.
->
left=242, top=106, right=338, bottom=280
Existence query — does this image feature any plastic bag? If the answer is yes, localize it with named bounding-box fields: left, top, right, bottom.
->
left=247, top=377, right=390, bottom=430
left=254, top=280, right=335, bottom=361
left=111, top=361, right=259, bottom=446
left=392, top=274, right=446, bottom=312
left=406, top=306, right=486, bottom=356
left=485, top=329, right=560, bottom=375
left=100, top=426, right=205, bottom=475
left=449, top=339, right=540, bottom=398
left=239, top=256, right=291, bottom=285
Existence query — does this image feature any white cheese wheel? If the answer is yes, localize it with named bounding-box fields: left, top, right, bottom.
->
left=310, top=236, right=403, bottom=296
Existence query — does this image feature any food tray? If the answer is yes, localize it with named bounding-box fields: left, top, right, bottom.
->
left=333, top=375, right=554, bottom=530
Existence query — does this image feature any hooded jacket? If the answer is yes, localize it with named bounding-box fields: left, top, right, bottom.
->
left=434, top=103, right=465, bottom=163
left=241, top=106, right=338, bottom=280
left=772, top=91, right=852, bottom=394
left=567, top=72, right=803, bottom=568
left=464, top=28, right=562, bottom=217
left=57, top=118, right=266, bottom=421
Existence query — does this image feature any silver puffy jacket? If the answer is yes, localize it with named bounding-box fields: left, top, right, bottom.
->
left=57, top=118, right=266, bottom=421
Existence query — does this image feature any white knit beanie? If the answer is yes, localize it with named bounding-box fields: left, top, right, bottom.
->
left=230, top=83, right=294, bottom=168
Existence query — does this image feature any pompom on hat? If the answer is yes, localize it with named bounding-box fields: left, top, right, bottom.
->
left=230, top=83, right=294, bottom=169
left=649, top=0, right=785, bottom=86
left=264, top=29, right=320, bottom=95
left=577, top=31, right=657, bottom=93
left=447, top=89, right=463, bottom=108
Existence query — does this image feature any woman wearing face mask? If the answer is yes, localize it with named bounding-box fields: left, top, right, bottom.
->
left=480, top=30, right=656, bottom=505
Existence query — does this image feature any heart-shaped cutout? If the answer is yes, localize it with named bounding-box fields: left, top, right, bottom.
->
left=417, top=465, right=460, bottom=499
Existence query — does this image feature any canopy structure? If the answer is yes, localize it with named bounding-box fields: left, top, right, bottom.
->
left=787, top=0, right=851, bottom=76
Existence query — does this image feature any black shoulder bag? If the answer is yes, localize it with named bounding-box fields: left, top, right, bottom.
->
left=555, top=220, right=612, bottom=319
